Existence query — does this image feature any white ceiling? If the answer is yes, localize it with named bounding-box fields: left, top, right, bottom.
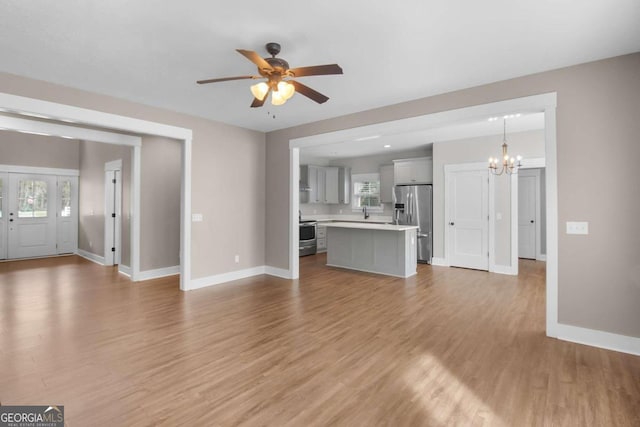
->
left=1, top=1, right=638, bottom=132
left=300, top=112, right=545, bottom=159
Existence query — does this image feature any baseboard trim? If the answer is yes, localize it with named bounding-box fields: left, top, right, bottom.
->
left=537, top=254, right=547, bottom=261
left=431, top=257, right=449, bottom=267
left=76, top=249, right=105, bottom=266
left=491, top=264, right=518, bottom=275
left=189, top=266, right=268, bottom=290
left=264, top=266, right=293, bottom=279
left=118, top=264, right=132, bottom=277
left=556, top=323, right=640, bottom=356
left=137, top=265, right=179, bottom=281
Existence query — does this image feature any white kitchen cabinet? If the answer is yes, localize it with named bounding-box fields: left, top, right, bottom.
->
left=324, top=167, right=339, bottom=204
left=301, top=165, right=342, bottom=204
left=338, top=167, right=351, bottom=204
left=379, top=164, right=395, bottom=203
left=393, top=157, right=433, bottom=184
left=307, top=165, right=325, bottom=203
left=316, top=223, right=328, bottom=252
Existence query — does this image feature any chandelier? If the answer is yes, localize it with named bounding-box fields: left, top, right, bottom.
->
left=488, top=117, right=522, bottom=175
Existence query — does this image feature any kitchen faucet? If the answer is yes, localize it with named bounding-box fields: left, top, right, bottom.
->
left=363, top=206, right=369, bottom=220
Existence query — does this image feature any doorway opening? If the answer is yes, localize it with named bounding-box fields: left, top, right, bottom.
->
left=289, top=92, right=559, bottom=337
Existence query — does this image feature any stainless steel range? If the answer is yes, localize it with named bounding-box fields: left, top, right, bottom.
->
left=299, top=220, right=317, bottom=257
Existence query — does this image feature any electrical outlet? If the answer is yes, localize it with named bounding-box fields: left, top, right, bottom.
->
left=234, top=255, right=240, bottom=263
left=339, top=209, right=343, bottom=214
left=496, top=212, right=503, bottom=220
left=192, top=213, right=203, bottom=222
left=566, top=221, right=589, bottom=235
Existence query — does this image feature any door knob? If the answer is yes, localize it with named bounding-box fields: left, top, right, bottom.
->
left=9, top=219, right=13, bottom=222
left=530, top=220, right=534, bottom=223
left=449, top=222, right=455, bottom=226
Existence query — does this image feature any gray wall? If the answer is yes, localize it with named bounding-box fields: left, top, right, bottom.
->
left=432, top=130, right=545, bottom=265
left=0, top=72, right=266, bottom=280
left=78, top=140, right=132, bottom=265
left=265, top=52, right=640, bottom=338
left=0, top=130, right=79, bottom=169
left=140, top=136, right=181, bottom=270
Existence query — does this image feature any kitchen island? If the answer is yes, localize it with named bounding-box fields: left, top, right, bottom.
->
left=324, top=222, right=419, bottom=278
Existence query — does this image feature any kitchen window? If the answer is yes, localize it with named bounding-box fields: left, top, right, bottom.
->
left=351, top=173, right=383, bottom=212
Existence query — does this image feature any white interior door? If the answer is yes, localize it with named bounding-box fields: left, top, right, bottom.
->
left=8, top=173, right=57, bottom=259
left=518, top=172, right=537, bottom=259
left=57, top=176, right=78, bottom=254
left=104, top=169, right=122, bottom=266
left=0, top=173, right=7, bottom=259
left=447, top=169, right=489, bottom=270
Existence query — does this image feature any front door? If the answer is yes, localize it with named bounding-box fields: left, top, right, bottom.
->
left=447, top=169, right=489, bottom=270
left=518, top=172, right=537, bottom=259
left=7, top=173, right=57, bottom=259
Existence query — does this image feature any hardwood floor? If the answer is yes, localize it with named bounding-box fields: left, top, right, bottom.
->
left=1, top=255, right=639, bottom=426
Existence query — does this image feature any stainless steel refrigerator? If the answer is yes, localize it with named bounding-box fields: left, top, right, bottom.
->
left=393, top=184, right=433, bottom=264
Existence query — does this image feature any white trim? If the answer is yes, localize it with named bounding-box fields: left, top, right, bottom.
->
left=509, top=171, right=519, bottom=275
left=0, top=92, right=192, bottom=292
left=488, top=171, right=496, bottom=272
left=537, top=254, right=547, bottom=261
left=0, top=93, right=190, bottom=140
left=131, top=146, right=141, bottom=281
left=556, top=323, right=640, bottom=356
left=265, top=266, right=294, bottom=279
left=137, top=265, right=180, bottom=281
left=544, top=106, right=559, bottom=338
left=0, top=114, right=141, bottom=147
left=76, top=249, right=105, bottom=265
left=189, top=266, right=267, bottom=290
left=181, top=138, right=192, bottom=290
left=118, top=264, right=132, bottom=277
left=0, top=164, right=79, bottom=176
left=289, top=147, right=300, bottom=280
left=104, top=159, right=122, bottom=171
left=491, top=264, right=518, bottom=275
left=430, top=257, right=449, bottom=266
left=520, top=157, right=546, bottom=169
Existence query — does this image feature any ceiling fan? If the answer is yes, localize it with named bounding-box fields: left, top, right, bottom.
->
left=197, top=42, right=343, bottom=108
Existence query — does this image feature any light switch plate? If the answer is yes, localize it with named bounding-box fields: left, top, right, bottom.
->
left=566, top=221, right=588, bottom=235
left=192, top=213, right=203, bottom=222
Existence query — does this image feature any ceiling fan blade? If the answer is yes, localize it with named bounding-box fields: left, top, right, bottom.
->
left=250, top=90, right=270, bottom=108
left=236, top=49, right=273, bottom=71
left=288, top=64, right=343, bottom=78
left=290, top=81, right=329, bottom=104
left=197, top=75, right=258, bottom=84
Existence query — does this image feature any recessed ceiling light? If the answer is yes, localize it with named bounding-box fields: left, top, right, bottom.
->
left=383, top=144, right=391, bottom=148
left=355, top=135, right=380, bottom=141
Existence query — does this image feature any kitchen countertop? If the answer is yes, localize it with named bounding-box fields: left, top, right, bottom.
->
left=324, top=222, right=418, bottom=232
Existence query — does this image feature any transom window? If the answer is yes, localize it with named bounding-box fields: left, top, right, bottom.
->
left=18, top=180, right=48, bottom=218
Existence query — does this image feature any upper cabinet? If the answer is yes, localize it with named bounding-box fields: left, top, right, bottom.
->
left=300, top=165, right=350, bottom=204
left=324, top=167, right=339, bottom=204
left=379, top=164, right=394, bottom=203
left=393, top=157, right=433, bottom=185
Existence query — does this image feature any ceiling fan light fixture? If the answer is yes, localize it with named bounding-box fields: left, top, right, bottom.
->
left=250, top=82, right=269, bottom=101
left=277, top=81, right=295, bottom=100
left=271, top=90, right=287, bottom=106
